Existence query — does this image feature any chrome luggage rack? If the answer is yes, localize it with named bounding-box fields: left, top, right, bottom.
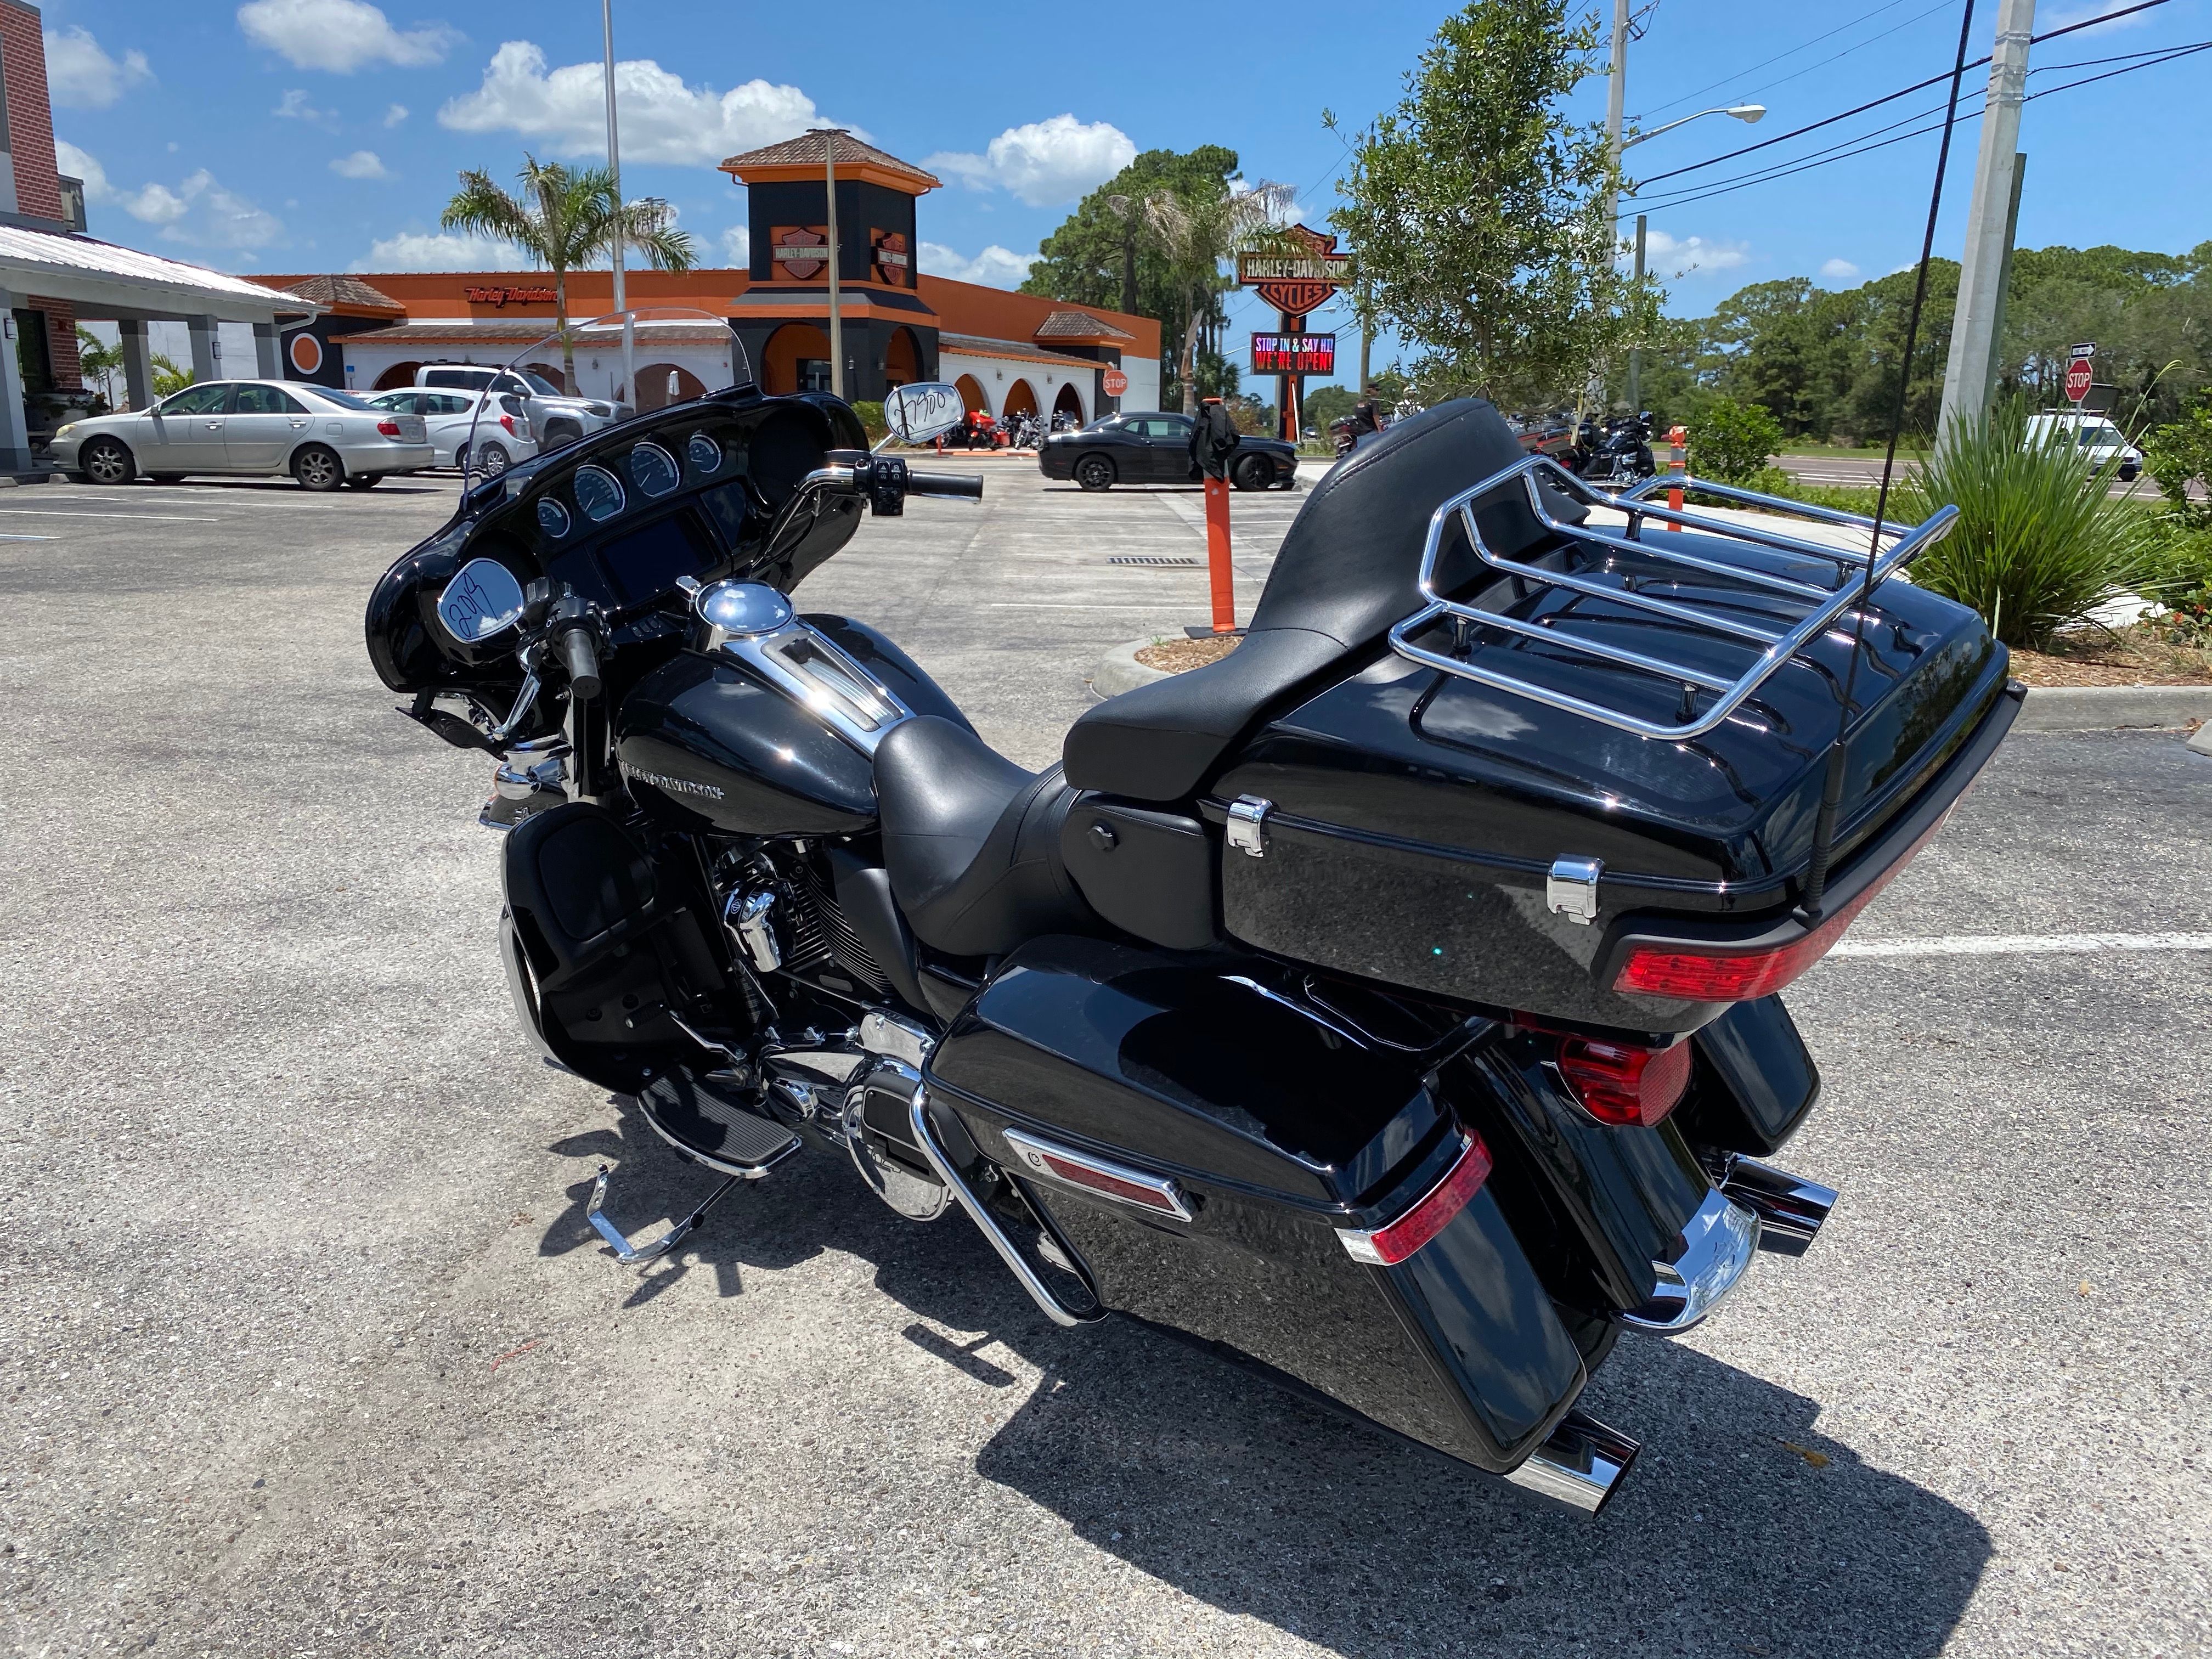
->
left=1386, top=455, right=1959, bottom=741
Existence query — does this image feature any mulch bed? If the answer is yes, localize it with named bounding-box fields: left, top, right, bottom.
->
left=2007, top=624, right=2212, bottom=686
left=1136, top=635, right=1242, bottom=673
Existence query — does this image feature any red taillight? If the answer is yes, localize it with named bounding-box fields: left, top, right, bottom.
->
left=376, top=417, right=402, bottom=437
left=1337, top=1132, right=1493, bottom=1266
left=500, top=413, right=517, bottom=435
left=1612, top=809, right=1951, bottom=1002
left=1556, top=1037, right=1692, bottom=1127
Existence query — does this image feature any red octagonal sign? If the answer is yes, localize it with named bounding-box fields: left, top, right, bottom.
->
left=2064, top=357, right=2094, bottom=403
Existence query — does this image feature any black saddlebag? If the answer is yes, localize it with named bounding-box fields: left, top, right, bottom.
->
left=1206, top=573, right=2020, bottom=1036
left=922, top=936, right=1589, bottom=1474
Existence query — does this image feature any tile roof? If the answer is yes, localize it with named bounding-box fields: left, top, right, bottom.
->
left=279, top=274, right=404, bottom=312
left=0, top=224, right=318, bottom=310
left=719, top=131, right=941, bottom=188
left=938, top=332, right=1099, bottom=370
left=1034, top=308, right=1135, bottom=341
left=346, top=321, right=735, bottom=346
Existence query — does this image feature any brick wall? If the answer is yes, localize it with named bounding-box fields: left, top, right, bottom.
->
left=0, top=1, right=61, bottom=221
left=31, top=295, right=79, bottom=389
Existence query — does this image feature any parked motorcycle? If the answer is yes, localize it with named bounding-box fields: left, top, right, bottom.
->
left=369, top=311, right=2019, bottom=1516
left=1581, top=411, right=1659, bottom=487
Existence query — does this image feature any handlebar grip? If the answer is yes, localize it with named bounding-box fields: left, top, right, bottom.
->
left=905, top=470, right=985, bottom=501
left=560, top=625, right=602, bottom=702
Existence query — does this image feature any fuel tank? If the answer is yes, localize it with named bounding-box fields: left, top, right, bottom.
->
left=615, top=612, right=972, bottom=837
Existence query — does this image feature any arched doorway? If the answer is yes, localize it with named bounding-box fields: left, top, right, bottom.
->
left=953, top=374, right=989, bottom=414
left=372, top=360, right=422, bottom=391
left=763, top=323, right=834, bottom=395
left=885, top=326, right=920, bottom=390
left=1053, top=381, right=1085, bottom=424
left=523, top=361, right=565, bottom=392
left=1002, top=379, right=1038, bottom=419
left=634, top=363, right=706, bottom=413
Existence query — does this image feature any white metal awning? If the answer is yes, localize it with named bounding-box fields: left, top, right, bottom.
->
left=0, top=225, right=319, bottom=324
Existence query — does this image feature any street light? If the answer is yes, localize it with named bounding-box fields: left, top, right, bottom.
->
left=1622, top=104, right=1765, bottom=152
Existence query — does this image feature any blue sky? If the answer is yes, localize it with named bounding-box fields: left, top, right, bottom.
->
left=44, top=0, right=2211, bottom=392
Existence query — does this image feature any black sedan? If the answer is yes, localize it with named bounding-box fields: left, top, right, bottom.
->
left=1039, top=411, right=1299, bottom=492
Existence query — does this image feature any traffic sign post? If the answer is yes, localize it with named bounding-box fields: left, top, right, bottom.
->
left=2064, top=342, right=2095, bottom=405
left=1102, top=365, right=1128, bottom=405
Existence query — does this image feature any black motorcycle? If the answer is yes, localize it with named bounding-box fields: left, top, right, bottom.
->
left=1579, top=411, right=1659, bottom=487
left=368, top=315, right=2017, bottom=1516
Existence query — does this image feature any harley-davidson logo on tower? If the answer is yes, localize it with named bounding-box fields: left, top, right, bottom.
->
left=771, top=226, right=831, bottom=282
left=1236, top=224, right=1352, bottom=318
left=870, top=228, right=910, bottom=287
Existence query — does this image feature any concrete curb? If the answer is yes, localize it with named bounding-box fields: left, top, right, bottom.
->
left=2014, top=684, right=2212, bottom=732
left=1094, top=641, right=2212, bottom=732
left=1091, top=639, right=1171, bottom=699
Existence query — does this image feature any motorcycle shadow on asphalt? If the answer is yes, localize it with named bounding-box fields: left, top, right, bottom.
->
left=544, top=1098, right=1991, bottom=1656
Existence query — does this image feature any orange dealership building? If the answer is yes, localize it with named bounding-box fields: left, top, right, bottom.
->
left=252, top=134, right=1160, bottom=425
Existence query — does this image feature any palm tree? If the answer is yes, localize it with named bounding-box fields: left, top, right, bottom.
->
left=441, top=154, right=698, bottom=392
left=76, top=326, right=123, bottom=408
left=1141, top=180, right=1295, bottom=414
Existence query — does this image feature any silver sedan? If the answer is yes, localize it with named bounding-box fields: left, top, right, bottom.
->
left=51, top=379, right=436, bottom=492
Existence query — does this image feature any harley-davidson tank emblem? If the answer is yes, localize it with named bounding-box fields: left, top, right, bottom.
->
left=621, top=765, right=725, bottom=800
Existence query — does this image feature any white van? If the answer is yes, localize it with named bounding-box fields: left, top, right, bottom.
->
left=2024, top=412, right=2142, bottom=481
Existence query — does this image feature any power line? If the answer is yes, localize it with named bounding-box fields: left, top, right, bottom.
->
left=1633, top=0, right=1931, bottom=121
left=1632, top=0, right=2174, bottom=189
left=1659, top=0, right=1959, bottom=121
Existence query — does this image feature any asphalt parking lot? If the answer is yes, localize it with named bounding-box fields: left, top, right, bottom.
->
left=3, top=462, right=2208, bottom=1658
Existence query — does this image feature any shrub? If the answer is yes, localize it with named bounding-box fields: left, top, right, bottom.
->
left=1691, top=397, right=1785, bottom=484
left=2143, top=400, right=2212, bottom=529
left=2140, top=518, right=2212, bottom=636
left=1899, top=397, right=2148, bottom=647
left=850, top=399, right=887, bottom=442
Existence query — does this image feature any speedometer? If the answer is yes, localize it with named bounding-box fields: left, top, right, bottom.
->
left=629, top=442, right=681, bottom=499
left=572, top=464, right=625, bottom=523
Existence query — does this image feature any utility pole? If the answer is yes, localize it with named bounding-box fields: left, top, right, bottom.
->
left=824, top=129, right=844, bottom=399
left=600, top=0, right=634, bottom=407
left=1939, top=0, right=2035, bottom=437
left=1604, top=0, right=1629, bottom=229
left=1627, top=213, right=1646, bottom=411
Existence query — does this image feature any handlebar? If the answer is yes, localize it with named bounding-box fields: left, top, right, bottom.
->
left=558, top=623, right=601, bottom=701
left=905, top=470, right=985, bottom=501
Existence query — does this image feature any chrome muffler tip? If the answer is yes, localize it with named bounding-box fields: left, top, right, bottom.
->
left=1502, top=1410, right=1641, bottom=1517
left=1721, top=1156, right=1837, bottom=1257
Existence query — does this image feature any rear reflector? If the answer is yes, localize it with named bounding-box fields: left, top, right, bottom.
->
left=1556, top=1037, right=1692, bottom=1127
left=1337, top=1132, right=1493, bottom=1266
left=1612, top=810, right=1950, bottom=1002
left=1000, top=1127, right=1192, bottom=1222
left=500, top=413, right=517, bottom=435
left=376, top=417, right=403, bottom=437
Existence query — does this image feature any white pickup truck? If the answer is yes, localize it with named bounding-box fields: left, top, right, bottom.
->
left=2024, top=411, right=2142, bottom=482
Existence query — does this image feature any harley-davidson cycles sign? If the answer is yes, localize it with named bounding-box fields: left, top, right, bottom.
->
left=772, top=226, right=831, bottom=281
left=1236, top=225, right=1352, bottom=318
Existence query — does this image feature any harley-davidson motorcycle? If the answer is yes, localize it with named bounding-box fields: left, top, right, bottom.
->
left=368, top=310, right=2018, bottom=1515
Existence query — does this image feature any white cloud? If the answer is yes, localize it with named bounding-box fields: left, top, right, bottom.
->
left=2044, top=1, right=2153, bottom=31
left=438, top=41, right=836, bottom=166
left=721, top=224, right=751, bottom=267
left=919, top=241, right=1036, bottom=289
left=273, top=88, right=337, bottom=127
left=95, top=164, right=284, bottom=250
left=44, top=25, right=153, bottom=109
left=237, top=0, right=460, bottom=73
left=1644, top=229, right=1750, bottom=276
left=1820, top=258, right=1861, bottom=283
left=351, top=230, right=528, bottom=272
left=330, top=149, right=390, bottom=179
left=383, top=102, right=409, bottom=127
left=924, top=115, right=1136, bottom=208
left=55, top=139, right=110, bottom=202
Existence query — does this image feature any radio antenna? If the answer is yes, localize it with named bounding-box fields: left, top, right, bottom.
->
left=1799, top=0, right=1979, bottom=918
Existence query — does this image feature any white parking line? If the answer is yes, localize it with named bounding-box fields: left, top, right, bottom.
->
left=0, top=533, right=59, bottom=540
left=0, top=509, right=222, bottom=522
left=1831, top=932, right=2212, bottom=958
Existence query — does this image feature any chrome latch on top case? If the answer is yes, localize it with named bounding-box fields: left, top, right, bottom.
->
left=1547, top=856, right=1603, bottom=926
left=1226, top=796, right=1273, bottom=859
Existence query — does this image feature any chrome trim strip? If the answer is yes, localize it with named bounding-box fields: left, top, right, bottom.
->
left=1502, top=1410, right=1640, bottom=1516
left=907, top=1088, right=1105, bottom=1327
left=1000, top=1127, right=1194, bottom=1222
left=715, top=618, right=915, bottom=757
left=1721, top=1155, right=1837, bottom=1258
left=1620, top=1187, right=1763, bottom=1333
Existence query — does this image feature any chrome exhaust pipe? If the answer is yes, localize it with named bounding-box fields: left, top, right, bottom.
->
left=1502, top=1409, right=1640, bottom=1516
left=1721, top=1156, right=1837, bottom=1257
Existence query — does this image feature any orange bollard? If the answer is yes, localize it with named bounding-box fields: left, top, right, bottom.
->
left=1666, top=424, right=1688, bottom=530
left=1204, top=473, right=1236, bottom=634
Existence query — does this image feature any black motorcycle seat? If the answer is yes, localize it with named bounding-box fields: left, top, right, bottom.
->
left=1063, top=398, right=1581, bottom=803
left=874, top=716, right=1097, bottom=958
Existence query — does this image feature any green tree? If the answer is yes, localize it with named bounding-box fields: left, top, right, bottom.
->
left=1024, top=146, right=1246, bottom=410
left=150, top=354, right=190, bottom=398
left=442, top=154, right=697, bottom=392
left=1303, top=384, right=1358, bottom=431
left=2145, top=395, right=2212, bottom=529
left=1691, top=396, right=1785, bottom=482
left=1142, top=182, right=1293, bottom=415
left=1330, top=0, right=1659, bottom=410
left=75, top=325, right=121, bottom=408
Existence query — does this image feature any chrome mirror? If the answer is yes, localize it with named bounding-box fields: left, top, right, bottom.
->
left=436, top=557, right=527, bottom=644
left=882, top=382, right=966, bottom=444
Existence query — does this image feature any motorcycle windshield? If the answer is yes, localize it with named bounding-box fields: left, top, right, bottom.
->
left=455, top=306, right=751, bottom=499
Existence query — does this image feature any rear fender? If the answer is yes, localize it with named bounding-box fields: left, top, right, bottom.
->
left=500, top=802, right=732, bottom=1092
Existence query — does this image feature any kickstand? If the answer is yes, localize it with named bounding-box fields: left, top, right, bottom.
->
left=585, top=1164, right=741, bottom=1266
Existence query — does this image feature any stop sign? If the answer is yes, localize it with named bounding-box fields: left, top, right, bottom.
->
left=1102, top=367, right=1128, bottom=397
left=2064, top=356, right=2094, bottom=403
